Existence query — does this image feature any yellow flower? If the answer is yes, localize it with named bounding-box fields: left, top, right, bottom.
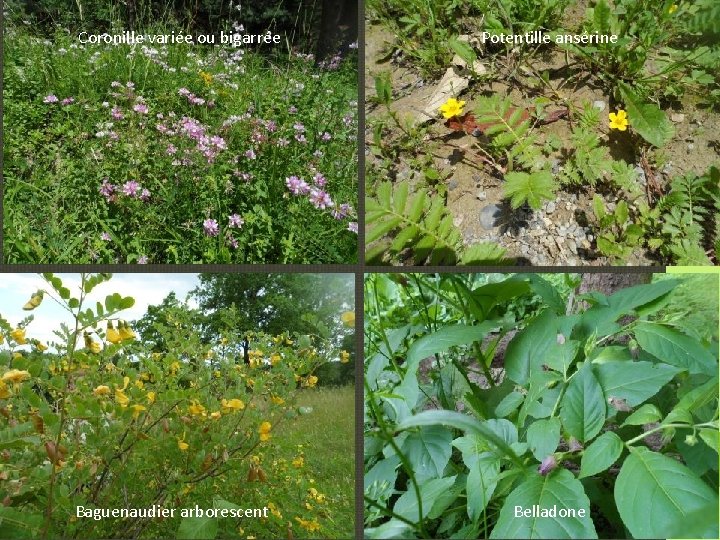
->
left=188, top=400, right=207, bottom=417
left=271, top=395, right=285, bottom=406
left=22, top=291, right=44, bottom=310
left=439, top=97, right=466, bottom=119
left=2, top=369, right=31, bottom=384
left=340, top=311, right=355, bottom=327
left=131, top=404, right=146, bottom=419
left=0, top=381, right=10, bottom=399
left=13, top=352, right=23, bottom=361
left=118, top=321, right=136, bottom=341
left=178, top=438, right=189, bottom=451
left=0, top=333, right=4, bottom=344
left=115, top=388, right=129, bottom=407
left=84, top=332, right=101, bottom=354
left=304, top=375, right=318, bottom=388
left=340, top=350, right=350, bottom=363
left=259, top=421, right=272, bottom=441
left=270, top=354, right=281, bottom=366
left=93, top=385, right=111, bottom=397
left=222, top=398, right=246, bottom=411
left=134, top=379, right=144, bottom=389
left=267, top=502, right=282, bottom=519
left=35, top=341, right=48, bottom=352
left=668, top=4, right=678, bottom=14
left=10, top=328, right=26, bottom=345
left=294, top=517, right=320, bottom=533
left=106, top=321, right=121, bottom=344
left=199, top=71, right=214, bottom=85
left=169, top=361, right=180, bottom=375
left=292, top=456, right=304, bottom=468
left=285, top=338, right=293, bottom=345
left=609, top=109, right=629, bottom=131
left=210, top=411, right=221, bottom=420
left=147, top=391, right=156, bottom=404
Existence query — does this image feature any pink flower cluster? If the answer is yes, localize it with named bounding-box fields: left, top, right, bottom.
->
left=43, top=94, right=75, bottom=105
left=178, top=88, right=214, bottom=107
left=99, top=178, right=151, bottom=203
left=284, top=174, right=356, bottom=233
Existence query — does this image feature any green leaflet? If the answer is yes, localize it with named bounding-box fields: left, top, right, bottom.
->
left=560, top=362, right=605, bottom=442
left=634, top=323, right=716, bottom=376
left=594, top=361, right=681, bottom=407
left=615, top=447, right=718, bottom=538
left=503, top=170, right=556, bottom=210
left=505, top=309, right=559, bottom=385
left=579, top=432, right=623, bottom=478
left=526, top=417, right=561, bottom=462
left=405, top=321, right=499, bottom=374
left=490, top=469, right=597, bottom=539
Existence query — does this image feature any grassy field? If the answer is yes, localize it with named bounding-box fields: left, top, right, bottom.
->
left=238, top=385, right=356, bottom=539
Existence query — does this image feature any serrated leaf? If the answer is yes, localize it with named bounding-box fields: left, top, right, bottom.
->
left=460, top=242, right=507, bottom=265
left=560, top=361, right=605, bottom=442
left=504, top=170, right=555, bottom=210
left=393, top=181, right=409, bottom=214
left=490, top=469, right=597, bottom=539
left=579, top=432, right=623, bottom=478
left=619, top=82, right=674, bottom=147
left=615, top=447, right=718, bottom=538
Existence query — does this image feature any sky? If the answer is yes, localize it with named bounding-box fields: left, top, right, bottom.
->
left=0, top=273, right=199, bottom=349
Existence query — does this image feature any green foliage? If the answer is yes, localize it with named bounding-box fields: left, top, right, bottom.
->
left=592, top=196, right=645, bottom=262
left=474, top=95, right=540, bottom=168
left=504, top=170, right=556, bottom=210
left=366, top=181, right=508, bottom=265
left=365, top=273, right=719, bottom=539
left=618, top=83, right=674, bottom=148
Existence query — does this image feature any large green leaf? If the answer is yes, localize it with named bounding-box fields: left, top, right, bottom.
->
left=526, top=417, right=561, bottom=461
left=490, top=469, right=597, bottom=539
left=406, top=322, right=498, bottom=374
left=634, top=323, right=716, bottom=376
left=396, top=410, right=523, bottom=467
left=619, top=82, right=674, bottom=147
left=467, top=453, right=500, bottom=522
left=577, top=280, right=678, bottom=338
left=393, top=476, right=457, bottom=522
left=560, top=362, right=605, bottom=442
left=402, top=425, right=453, bottom=482
left=615, top=447, right=718, bottom=538
left=176, top=517, right=218, bottom=540
left=505, top=310, right=559, bottom=385
left=579, top=432, right=623, bottom=479
left=594, top=361, right=681, bottom=407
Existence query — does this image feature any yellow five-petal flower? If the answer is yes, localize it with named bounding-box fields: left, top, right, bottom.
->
left=609, top=109, right=629, bottom=131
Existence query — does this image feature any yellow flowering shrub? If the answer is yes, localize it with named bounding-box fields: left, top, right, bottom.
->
left=0, top=272, right=348, bottom=539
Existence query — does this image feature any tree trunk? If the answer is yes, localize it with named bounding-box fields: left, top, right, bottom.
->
left=315, top=0, right=358, bottom=60
left=577, top=272, right=651, bottom=297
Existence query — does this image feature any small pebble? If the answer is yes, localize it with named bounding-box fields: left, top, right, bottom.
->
left=545, top=201, right=556, bottom=214
left=476, top=190, right=487, bottom=201
left=593, top=100, right=606, bottom=111
left=671, top=113, right=685, bottom=123
left=479, top=204, right=502, bottom=230
left=448, top=180, right=459, bottom=191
